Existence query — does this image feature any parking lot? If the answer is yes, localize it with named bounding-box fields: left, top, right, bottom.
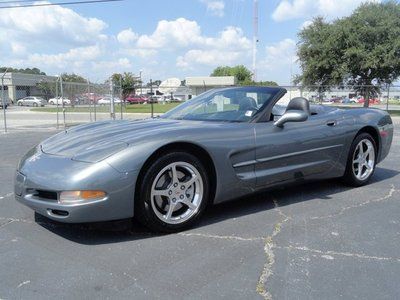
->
left=0, top=122, right=399, bottom=299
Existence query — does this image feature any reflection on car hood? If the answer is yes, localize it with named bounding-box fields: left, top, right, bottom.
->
left=40, top=118, right=208, bottom=161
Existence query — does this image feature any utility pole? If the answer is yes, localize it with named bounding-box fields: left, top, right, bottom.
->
left=119, top=76, right=123, bottom=119
left=150, top=79, right=154, bottom=118
left=139, top=70, right=143, bottom=95
left=110, top=79, right=115, bottom=120
left=1, top=68, right=9, bottom=133
left=60, top=75, right=66, bottom=131
left=56, top=76, right=59, bottom=129
left=252, top=0, right=258, bottom=82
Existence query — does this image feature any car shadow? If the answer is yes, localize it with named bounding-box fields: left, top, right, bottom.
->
left=36, top=166, right=399, bottom=245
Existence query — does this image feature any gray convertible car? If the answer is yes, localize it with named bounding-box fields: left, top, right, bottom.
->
left=15, top=87, right=393, bottom=232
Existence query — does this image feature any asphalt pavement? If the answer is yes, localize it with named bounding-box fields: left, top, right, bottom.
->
left=0, top=123, right=399, bottom=299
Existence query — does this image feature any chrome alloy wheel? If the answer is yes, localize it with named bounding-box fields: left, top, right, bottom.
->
left=352, top=139, right=375, bottom=181
left=150, top=161, right=204, bottom=224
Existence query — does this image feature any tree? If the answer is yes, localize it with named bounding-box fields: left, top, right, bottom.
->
left=211, top=65, right=278, bottom=86
left=36, top=81, right=56, bottom=100
left=211, top=65, right=253, bottom=83
left=111, top=72, right=140, bottom=99
left=0, top=67, right=46, bottom=75
left=296, top=1, right=400, bottom=107
left=61, top=73, right=86, bottom=83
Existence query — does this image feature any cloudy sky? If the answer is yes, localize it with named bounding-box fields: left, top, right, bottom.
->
left=0, top=0, right=377, bottom=84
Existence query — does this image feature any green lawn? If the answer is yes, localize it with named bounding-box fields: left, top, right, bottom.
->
left=31, top=103, right=180, bottom=114
left=388, top=110, right=400, bottom=116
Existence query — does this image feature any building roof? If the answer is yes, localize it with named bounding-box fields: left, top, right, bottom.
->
left=2, top=72, right=57, bottom=86
left=186, top=76, right=237, bottom=87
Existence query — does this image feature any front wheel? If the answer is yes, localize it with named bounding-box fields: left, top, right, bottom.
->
left=32, top=102, right=38, bottom=107
left=135, top=152, right=210, bottom=232
left=342, top=133, right=377, bottom=186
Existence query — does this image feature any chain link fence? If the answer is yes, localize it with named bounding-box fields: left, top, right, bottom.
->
left=1, top=73, right=399, bottom=133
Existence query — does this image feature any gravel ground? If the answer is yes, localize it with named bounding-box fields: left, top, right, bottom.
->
left=0, top=123, right=399, bottom=299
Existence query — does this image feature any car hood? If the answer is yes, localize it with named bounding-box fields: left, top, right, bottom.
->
left=40, top=118, right=225, bottom=162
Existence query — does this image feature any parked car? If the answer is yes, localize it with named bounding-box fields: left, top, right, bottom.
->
left=17, top=96, right=46, bottom=107
left=341, top=97, right=357, bottom=104
left=164, top=95, right=183, bottom=103
left=126, top=95, right=148, bottom=104
left=79, top=93, right=102, bottom=103
left=330, top=97, right=343, bottom=103
left=14, top=87, right=393, bottom=233
left=357, top=98, right=380, bottom=105
left=322, top=98, right=334, bottom=105
left=48, top=97, right=71, bottom=106
left=98, top=97, right=122, bottom=105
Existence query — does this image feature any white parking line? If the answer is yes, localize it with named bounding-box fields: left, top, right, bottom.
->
left=0, top=192, right=14, bottom=200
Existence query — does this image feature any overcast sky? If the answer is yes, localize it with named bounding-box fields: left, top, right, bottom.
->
left=0, top=0, right=379, bottom=84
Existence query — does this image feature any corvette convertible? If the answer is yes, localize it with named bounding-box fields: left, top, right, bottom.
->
left=15, top=87, right=393, bottom=232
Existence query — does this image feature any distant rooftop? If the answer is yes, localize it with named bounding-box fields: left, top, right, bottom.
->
left=186, top=76, right=237, bottom=87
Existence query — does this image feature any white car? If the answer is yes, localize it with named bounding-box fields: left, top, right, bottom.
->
left=48, top=97, right=71, bottom=105
left=17, top=96, right=46, bottom=107
left=98, top=97, right=122, bottom=105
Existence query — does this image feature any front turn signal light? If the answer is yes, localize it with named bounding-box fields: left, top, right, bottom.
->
left=59, top=190, right=106, bottom=204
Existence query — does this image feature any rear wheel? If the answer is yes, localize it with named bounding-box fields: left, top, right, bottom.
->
left=135, top=152, right=209, bottom=232
left=342, top=133, right=376, bottom=186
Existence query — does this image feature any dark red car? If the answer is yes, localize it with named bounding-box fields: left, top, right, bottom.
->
left=357, top=97, right=380, bottom=105
left=125, top=95, right=148, bottom=104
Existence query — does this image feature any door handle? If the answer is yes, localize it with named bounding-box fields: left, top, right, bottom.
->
left=326, top=120, right=337, bottom=126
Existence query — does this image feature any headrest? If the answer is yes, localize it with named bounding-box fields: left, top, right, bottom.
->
left=239, top=97, right=257, bottom=111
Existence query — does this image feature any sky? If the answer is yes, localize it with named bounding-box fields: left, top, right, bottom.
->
left=0, top=0, right=380, bottom=84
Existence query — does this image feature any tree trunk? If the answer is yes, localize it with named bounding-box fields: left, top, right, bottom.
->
left=363, top=89, right=370, bottom=108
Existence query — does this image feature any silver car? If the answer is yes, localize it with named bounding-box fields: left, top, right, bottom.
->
left=17, top=96, right=46, bottom=107
left=15, top=87, right=393, bottom=232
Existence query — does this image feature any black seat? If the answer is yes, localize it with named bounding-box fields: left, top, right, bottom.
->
left=285, top=97, right=310, bottom=115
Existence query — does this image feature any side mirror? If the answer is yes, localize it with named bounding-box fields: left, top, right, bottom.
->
left=274, top=110, right=308, bottom=128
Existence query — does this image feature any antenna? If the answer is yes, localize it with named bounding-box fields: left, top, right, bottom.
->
left=252, top=0, right=258, bottom=82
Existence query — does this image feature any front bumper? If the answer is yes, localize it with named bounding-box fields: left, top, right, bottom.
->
left=14, top=150, right=139, bottom=223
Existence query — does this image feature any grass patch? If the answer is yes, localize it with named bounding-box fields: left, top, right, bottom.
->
left=31, top=103, right=180, bottom=114
left=388, top=110, right=400, bottom=116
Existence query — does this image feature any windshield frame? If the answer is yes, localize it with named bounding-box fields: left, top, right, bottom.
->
left=161, top=86, right=286, bottom=123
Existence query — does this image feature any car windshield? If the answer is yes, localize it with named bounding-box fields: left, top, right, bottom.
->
left=162, top=87, right=282, bottom=122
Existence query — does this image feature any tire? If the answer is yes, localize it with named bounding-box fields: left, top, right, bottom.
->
left=18, top=102, right=23, bottom=106
left=135, top=152, right=210, bottom=233
left=33, top=102, right=38, bottom=107
left=49, top=101, right=54, bottom=105
left=342, top=133, right=377, bottom=186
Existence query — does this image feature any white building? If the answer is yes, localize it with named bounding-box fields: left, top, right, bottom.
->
left=186, top=76, right=237, bottom=95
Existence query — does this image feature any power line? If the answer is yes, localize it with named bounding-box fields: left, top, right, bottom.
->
left=0, top=0, right=123, bottom=9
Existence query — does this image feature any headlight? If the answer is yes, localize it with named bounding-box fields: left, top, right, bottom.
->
left=59, top=190, right=106, bottom=204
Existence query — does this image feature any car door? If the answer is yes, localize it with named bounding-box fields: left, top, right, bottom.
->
left=28, top=97, right=34, bottom=106
left=254, top=113, right=344, bottom=187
